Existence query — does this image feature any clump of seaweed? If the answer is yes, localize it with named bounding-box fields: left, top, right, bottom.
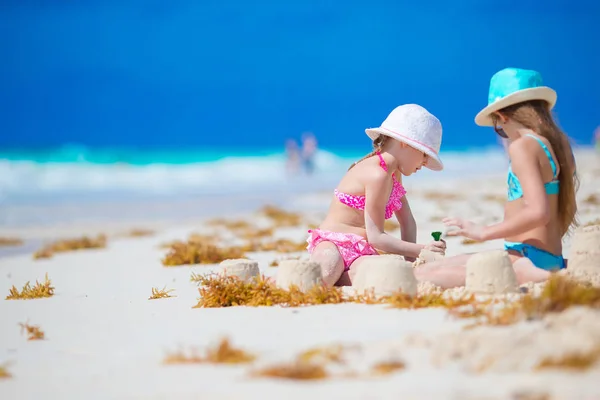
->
left=191, top=274, right=346, bottom=308
left=371, top=360, right=405, bottom=375
left=162, top=238, right=245, bottom=266
left=456, top=275, right=600, bottom=327
left=164, top=338, right=255, bottom=365
left=19, top=321, right=45, bottom=340
left=250, top=361, right=328, bottom=380
left=6, top=273, right=54, bottom=300
left=163, top=348, right=203, bottom=364
left=238, top=227, right=274, bottom=240
left=33, top=234, right=107, bottom=259
left=0, top=237, right=23, bottom=247
left=0, top=363, right=11, bottom=379
left=259, top=205, right=302, bottom=227
left=519, top=274, right=600, bottom=319
left=536, top=347, right=600, bottom=371
left=243, top=238, right=307, bottom=253
left=482, top=193, right=505, bottom=204
left=583, top=193, right=600, bottom=205
left=126, top=229, right=155, bottom=237
left=269, top=260, right=279, bottom=267
left=584, top=218, right=600, bottom=227
left=461, top=238, right=479, bottom=245
left=297, top=345, right=347, bottom=365
left=148, top=286, right=176, bottom=300
left=384, top=220, right=399, bottom=231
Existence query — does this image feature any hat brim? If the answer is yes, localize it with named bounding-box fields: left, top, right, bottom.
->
left=365, top=128, right=443, bottom=171
left=474, top=87, right=557, bottom=127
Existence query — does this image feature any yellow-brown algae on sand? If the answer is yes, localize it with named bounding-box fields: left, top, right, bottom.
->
left=33, top=234, right=107, bottom=259
left=6, top=273, right=55, bottom=300
left=0, top=237, right=23, bottom=247
left=19, top=322, right=45, bottom=340
left=148, top=286, right=176, bottom=300
left=163, top=337, right=255, bottom=365
left=161, top=237, right=245, bottom=266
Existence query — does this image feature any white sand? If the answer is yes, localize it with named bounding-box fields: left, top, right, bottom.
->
left=1, top=149, right=600, bottom=399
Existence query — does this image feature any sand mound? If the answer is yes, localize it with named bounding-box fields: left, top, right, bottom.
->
left=218, top=259, right=259, bottom=282
left=413, top=248, right=444, bottom=268
left=568, top=225, right=600, bottom=285
left=465, top=250, right=519, bottom=294
left=275, top=260, right=323, bottom=291
left=352, top=255, right=417, bottom=296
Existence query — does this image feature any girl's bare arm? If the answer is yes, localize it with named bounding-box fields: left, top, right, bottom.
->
left=363, top=170, right=424, bottom=258
left=394, top=196, right=418, bottom=262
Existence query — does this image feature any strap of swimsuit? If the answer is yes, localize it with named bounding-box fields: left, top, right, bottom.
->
left=376, top=151, right=388, bottom=172
left=524, top=134, right=558, bottom=178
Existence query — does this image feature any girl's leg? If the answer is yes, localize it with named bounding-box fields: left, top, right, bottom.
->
left=309, top=241, right=345, bottom=287
left=512, top=257, right=551, bottom=284
left=413, top=254, right=474, bottom=289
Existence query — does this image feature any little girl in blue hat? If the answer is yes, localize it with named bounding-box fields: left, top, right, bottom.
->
left=415, top=67, right=579, bottom=288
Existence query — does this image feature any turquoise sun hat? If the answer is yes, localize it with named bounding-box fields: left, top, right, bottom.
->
left=475, top=67, right=557, bottom=127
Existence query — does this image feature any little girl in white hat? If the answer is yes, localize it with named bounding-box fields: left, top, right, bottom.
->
left=306, top=104, right=446, bottom=286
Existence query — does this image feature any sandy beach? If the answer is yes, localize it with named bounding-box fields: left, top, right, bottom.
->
left=1, top=149, right=600, bottom=400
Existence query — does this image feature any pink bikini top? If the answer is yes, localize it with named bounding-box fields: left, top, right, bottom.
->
left=334, top=151, right=407, bottom=219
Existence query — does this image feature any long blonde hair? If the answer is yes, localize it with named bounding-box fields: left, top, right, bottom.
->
left=493, top=100, right=579, bottom=236
left=348, top=135, right=388, bottom=171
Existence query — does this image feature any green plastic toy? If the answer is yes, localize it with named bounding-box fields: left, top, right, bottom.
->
left=431, top=231, right=442, bottom=241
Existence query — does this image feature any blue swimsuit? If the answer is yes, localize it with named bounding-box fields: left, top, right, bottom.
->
left=503, top=134, right=566, bottom=271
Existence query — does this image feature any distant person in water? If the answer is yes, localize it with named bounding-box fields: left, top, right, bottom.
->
left=285, top=138, right=301, bottom=175
left=306, top=104, right=446, bottom=286
left=301, top=132, right=318, bottom=175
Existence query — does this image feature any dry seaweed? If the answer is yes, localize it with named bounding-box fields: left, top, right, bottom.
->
left=583, top=193, right=600, bottom=205
left=482, top=193, right=505, bottom=204
left=536, top=347, right=600, bottom=371
left=6, top=273, right=54, bottom=300
left=19, top=321, right=45, bottom=340
left=33, top=234, right=107, bottom=259
left=584, top=218, right=600, bottom=227
left=164, top=338, right=255, bottom=365
left=259, top=205, right=302, bottom=227
left=148, top=286, right=176, bottom=300
left=250, top=361, right=328, bottom=380
left=162, top=239, right=245, bottom=266
left=384, top=220, right=399, bottom=231
left=371, top=360, right=405, bottom=375
left=126, top=229, right=155, bottom=237
left=242, top=238, right=307, bottom=253
left=461, top=238, right=479, bottom=245
left=0, top=237, right=23, bottom=247
left=192, top=274, right=346, bottom=308
left=0, top=363, right=11, bottom=379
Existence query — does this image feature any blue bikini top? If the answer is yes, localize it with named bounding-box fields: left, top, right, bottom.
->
left=507, top=134, right=560, bottom=202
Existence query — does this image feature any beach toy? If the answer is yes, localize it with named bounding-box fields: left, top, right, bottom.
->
left=431, top=231, right=442, bottom=241
left=465, top=250, right=518, bottom=294
left=219, top=259, right=259, bottom=282
left=568, top=225, right=600, bottom=276
left=352, top=254, right=417, bottom=296
left=276, top=260, right=323, bottom=291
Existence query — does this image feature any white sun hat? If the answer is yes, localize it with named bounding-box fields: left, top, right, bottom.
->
left=365, top=104, right=443, bottom=171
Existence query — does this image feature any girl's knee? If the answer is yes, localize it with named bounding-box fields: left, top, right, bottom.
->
left=309, top=242, right=344, bottom=286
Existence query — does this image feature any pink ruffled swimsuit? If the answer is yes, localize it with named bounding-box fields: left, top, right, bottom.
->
left=306, top=152, right=407, bottom=271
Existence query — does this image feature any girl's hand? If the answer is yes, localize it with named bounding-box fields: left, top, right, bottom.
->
left=424, top=240, right=446, bottom=255
left=443, top=217, right=487, bottom=241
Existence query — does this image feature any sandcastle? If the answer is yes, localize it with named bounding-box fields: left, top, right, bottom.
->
left=276, top=260, right=323, bottom=291
left=219, top=259, right=260, bottom=282
left=352, top=255, right=418, bottom=296
left=413, top=248, right=444, bottom=268
left=465, top=250, right=519, bottom=294
left=568, top=224, right=600, bottom=278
